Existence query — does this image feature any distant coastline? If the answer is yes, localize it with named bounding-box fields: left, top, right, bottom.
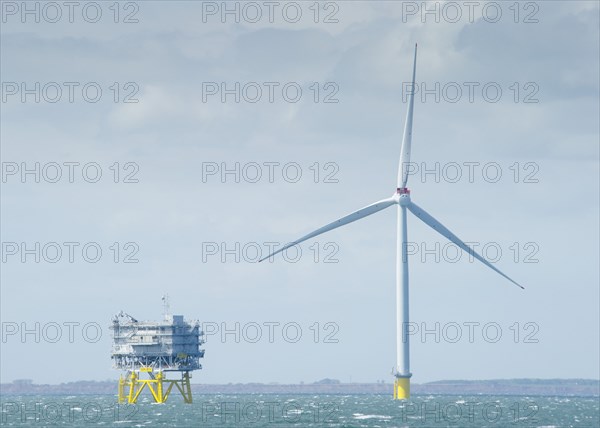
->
left=1, top=379, right=598, bottom=397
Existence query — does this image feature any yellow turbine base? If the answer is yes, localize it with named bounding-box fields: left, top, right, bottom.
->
left=393, top=377, right=410, bottom=400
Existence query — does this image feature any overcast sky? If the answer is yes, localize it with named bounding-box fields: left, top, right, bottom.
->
left=1, top=1, right=598, bottom=385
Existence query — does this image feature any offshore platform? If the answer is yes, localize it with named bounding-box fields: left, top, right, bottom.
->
left=110, top=297, right=205, bottom=404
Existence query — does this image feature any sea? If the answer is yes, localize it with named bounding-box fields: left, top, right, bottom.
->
left=1, top=394, right=598, bottom=427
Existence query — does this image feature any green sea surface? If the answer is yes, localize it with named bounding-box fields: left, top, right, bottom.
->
left=1, top=394, right=598, bottom=427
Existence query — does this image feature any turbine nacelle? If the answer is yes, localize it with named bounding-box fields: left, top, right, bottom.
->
left=396, top=188, right=411, bottom=206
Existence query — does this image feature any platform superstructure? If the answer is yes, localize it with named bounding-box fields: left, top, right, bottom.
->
left=110, top=298, right=205, bottom=403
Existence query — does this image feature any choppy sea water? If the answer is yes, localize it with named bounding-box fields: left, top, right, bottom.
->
left=1, top=394, right=598, bottom=427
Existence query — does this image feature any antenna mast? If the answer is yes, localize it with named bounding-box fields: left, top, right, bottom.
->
left=162, top=294, right=170, bottom=321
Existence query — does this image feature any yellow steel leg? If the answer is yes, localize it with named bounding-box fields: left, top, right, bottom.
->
left=156, top=371, right=164, bottom=404
left=118, top=375, right=125, bottom=404
left=182, top=372, right=192, bottom=404
left=127, top=372, right=137, bottom=404
left=394, top=377, right=410, bottom=400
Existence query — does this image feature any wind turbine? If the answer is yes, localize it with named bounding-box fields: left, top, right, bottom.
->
left=258, top=44, right=523, bottom=400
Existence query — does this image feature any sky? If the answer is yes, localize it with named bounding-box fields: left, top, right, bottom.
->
left=1, top=1, right=599, bottom=386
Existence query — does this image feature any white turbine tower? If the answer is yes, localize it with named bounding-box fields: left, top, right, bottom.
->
left=258, top=44, right=523, bottom=400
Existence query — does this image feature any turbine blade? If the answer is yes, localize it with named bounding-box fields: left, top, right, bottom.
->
left=259, top=197, right=396, bottom=262
left=397, top=43, right=418, bottom=189
left=407, top=202, right=524, bottom=289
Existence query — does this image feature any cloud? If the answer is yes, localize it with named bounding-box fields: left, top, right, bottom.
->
left=1, top=1, right=598, bottom=385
